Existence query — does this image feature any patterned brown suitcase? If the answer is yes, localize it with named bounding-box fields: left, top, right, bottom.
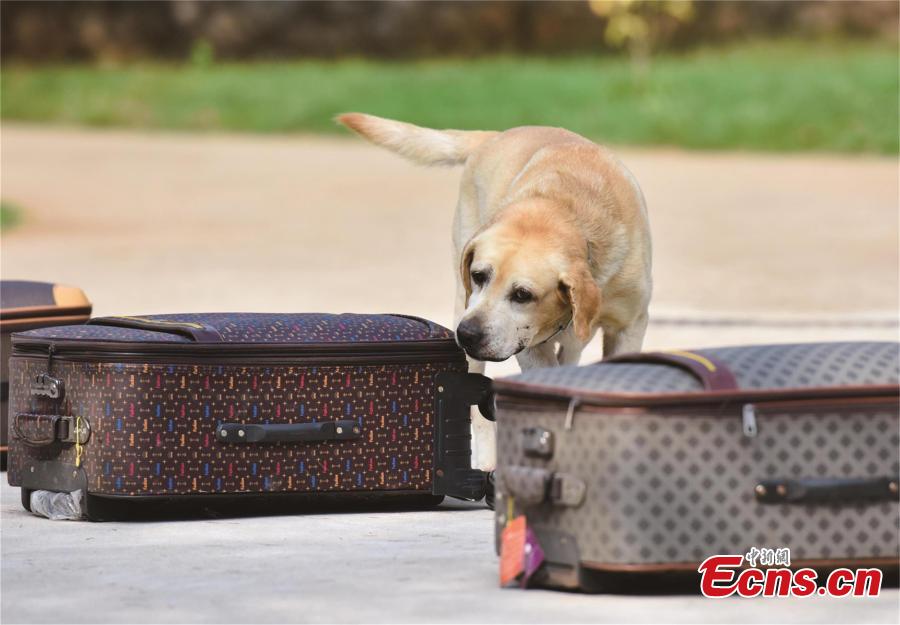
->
left=491, top=342, right=899, bottom=592
left=7, top=313, right=491, bottom=520
left=1, top=281, right=92, bottom=470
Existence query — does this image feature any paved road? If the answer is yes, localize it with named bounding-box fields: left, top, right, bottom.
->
left=2, top=481, right=897, bottom=624
left=1, top=126, right=898, bottom=623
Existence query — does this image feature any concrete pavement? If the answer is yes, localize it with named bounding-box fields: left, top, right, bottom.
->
left=2, top=480, right=898, bottom=624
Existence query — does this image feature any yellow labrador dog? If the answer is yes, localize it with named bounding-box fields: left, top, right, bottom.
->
left=338, top=113, right=652, bottom=469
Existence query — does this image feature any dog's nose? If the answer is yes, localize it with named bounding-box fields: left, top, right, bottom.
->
left=456, top=318, right=484, bottom=351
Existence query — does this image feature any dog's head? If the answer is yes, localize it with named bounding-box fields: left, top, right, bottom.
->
left=455, top=209, right=601, bottom=362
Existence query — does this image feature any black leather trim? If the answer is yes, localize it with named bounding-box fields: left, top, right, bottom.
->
left=756, top=476, right=900, bottom=505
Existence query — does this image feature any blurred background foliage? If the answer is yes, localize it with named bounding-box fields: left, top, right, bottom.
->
left=0, top=201, right=22, bottom=230
left=3, top=0, right=895, bottom=61
left=1, top=0, right=897, bottom=153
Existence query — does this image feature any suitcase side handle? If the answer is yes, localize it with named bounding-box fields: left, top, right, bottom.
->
left=755, top=476, right=900, bottom=505
left=87, top=316, right=224, bottom=342
left=606, top=350, right=738, bottom=391
left=216, top=420, right=361, bottom=444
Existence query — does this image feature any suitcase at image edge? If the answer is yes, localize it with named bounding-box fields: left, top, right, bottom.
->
left=7, top=312, right=490, bottom=519
left=492, top=342, right=900, bottom=592
left=1, top=280, right=92, bottom=471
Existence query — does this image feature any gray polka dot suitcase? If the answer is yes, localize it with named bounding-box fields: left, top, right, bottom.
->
left=491, top=342, right=900, bottom=591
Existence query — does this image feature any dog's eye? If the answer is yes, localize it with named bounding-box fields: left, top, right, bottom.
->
left=471, top=270, right=487, bottom=287
left=511, top=288, right=533, bottom=304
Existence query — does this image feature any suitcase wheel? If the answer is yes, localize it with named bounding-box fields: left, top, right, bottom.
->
left=20, top=488, right=33, bottom=512
left=484, top=471, right=495, bottom=510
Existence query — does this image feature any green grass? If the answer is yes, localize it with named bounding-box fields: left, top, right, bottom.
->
left=2, top=42, right=897, bottom=153
left=0, top=201, right=23, bottom=231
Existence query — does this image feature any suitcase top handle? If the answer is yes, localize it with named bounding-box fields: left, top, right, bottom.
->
left=607, top=350, right=739, bottom=392
left=87, top=316, right=224, bottom=342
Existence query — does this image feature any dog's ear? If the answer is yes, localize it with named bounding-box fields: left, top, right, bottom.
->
left=459, top=240, right=477, bottom=307
left=559, top=265, right=601, bottom=342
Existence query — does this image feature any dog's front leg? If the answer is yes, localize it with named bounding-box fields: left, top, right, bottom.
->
left=602, top=311, right=649, bottom=358
left=555, top=328, right=588, bottom=366
left=464, top=356, right=496, bottom=472
left=454, top=276, right=495, bottom=471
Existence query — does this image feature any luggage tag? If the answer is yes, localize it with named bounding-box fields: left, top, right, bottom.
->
left=499, top=498, right=546, bottom=588
left=500, top=513, right=526, bottom=586
left=521, top=526, right=546, bottom=588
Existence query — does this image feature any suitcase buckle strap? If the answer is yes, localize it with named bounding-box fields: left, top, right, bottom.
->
left=13, top=414, right=91, bottom=447
left=497, top=466, right=586, bottom=508
left=549, top=473, right=587, bottom=507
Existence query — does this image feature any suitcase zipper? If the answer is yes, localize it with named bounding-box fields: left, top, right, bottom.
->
left=11, top=338, right=465, bottom=367
left=496, top=394, right=899, bottom=421
left=498, top=395, right=898, bottom=443
left=741, top=403, right=758, bottom=437
left=495, top=386, right=899, bottom=413
left=563, top=398, right=581, bottom=430
left=46, top=342, right=56, bottom=373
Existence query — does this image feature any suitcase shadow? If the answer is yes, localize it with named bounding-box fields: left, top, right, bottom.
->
left=80, top=492, right=488, bottom=522
left=577, top=570, right=703, bottom=595
left=572, top=567, right=900, bottom=596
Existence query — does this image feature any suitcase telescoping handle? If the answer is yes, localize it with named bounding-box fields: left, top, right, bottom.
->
left=216, top=420, right=361, bottom=444
left=432, top=372, right=494, bottom=501
left=755, top=476, right=899, bottom=505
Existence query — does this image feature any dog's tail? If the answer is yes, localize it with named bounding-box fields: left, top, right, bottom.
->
left=336, top=112, right=497, bottom=167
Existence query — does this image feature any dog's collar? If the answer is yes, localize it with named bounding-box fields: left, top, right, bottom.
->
left=534, top=316, right=572, bottom=347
